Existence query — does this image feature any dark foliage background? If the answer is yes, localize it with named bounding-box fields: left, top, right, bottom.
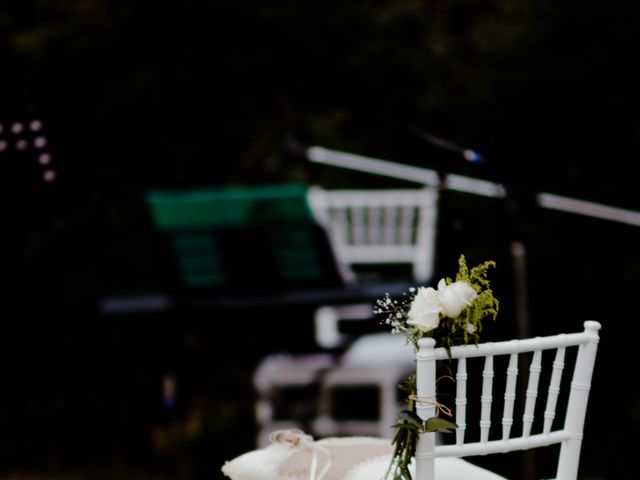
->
left=1, top=1, right=638, bottom=479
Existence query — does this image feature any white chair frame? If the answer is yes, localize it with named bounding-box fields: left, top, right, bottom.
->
left=304, top=186, right=440, bottom=439
left=253, top=186, right=440, bottom=446
left=307, top=186, right=439, bottom=285
left=415, top=320, right=601, bottom=480
left=308, top=185, right=439, bottom=351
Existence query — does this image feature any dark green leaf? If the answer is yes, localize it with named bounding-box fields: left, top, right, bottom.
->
left=424, top=417, right=458, bottom=433
left=398, top=409, right=423, bottom=426
left=400, top=469, right=413, bottom=480
left=391, top=422, right=421, bottom=432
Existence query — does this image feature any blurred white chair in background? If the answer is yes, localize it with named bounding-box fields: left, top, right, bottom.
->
left=307, top=186, right=439, bottom=439
left=253, top=186, right=439, bottom=446
left=306, top=186, right=438, bottom=286
left=311, top=332, right=415, bottom=439
left=253, top=352, right=335, bottom=448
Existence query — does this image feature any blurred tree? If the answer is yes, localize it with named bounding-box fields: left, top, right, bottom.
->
left=1, top=1, right=638, bottom=479
left=2, top=0, right=637, bottom=204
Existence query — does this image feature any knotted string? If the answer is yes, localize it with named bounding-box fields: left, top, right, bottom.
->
left=407, top=394, right=454, bottom=417
left=269, top=429, right=332, bottom=480
left=408, top=375, right=456, bottom=418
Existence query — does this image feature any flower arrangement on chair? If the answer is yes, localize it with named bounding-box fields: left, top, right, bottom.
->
left=374, top=254, right=499, bottom=480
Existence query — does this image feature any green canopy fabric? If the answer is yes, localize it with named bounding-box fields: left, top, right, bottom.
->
left=145, top=183, right=342, bottom=290
left=146, top=183, right=312, bottom=229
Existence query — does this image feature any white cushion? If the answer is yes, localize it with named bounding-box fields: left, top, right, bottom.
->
left=221, top=431, right=508, bottom=480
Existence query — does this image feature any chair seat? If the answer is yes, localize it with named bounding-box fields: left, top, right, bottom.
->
left=354, top=455, right=509, bottom=480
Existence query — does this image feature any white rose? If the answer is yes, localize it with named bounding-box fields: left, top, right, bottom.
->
left=406, top=286, right=442, bottom=332
left=437, top=279, right=477, bottom=318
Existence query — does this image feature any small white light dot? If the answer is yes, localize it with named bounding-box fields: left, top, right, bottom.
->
left=11, top=122, right=24, bottom=134
left=43, top=170, right=56, bottom=182
left=29, top=119, right=43, bottom=132
left=38, top=153, right=52, bottom=165
left=34, top=136, right=47, bottom=148
left=0, top=140, right=7, bottom=151
left=0, top=123, right=4, bottom=134
left=15, top=139, right=28, bottom=151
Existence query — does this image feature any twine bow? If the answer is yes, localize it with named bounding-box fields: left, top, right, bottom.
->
left=407, top=394, right=454, bottom=418
left=269, top=429, right=332, bottom=480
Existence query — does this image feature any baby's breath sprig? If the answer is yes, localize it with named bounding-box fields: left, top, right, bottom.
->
left=374, top=288, right=416, bottom=335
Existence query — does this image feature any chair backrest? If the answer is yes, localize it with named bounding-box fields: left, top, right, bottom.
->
left=415, top=320, right=601, bottom=480
left=307, top=186, right=439, bottom=285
